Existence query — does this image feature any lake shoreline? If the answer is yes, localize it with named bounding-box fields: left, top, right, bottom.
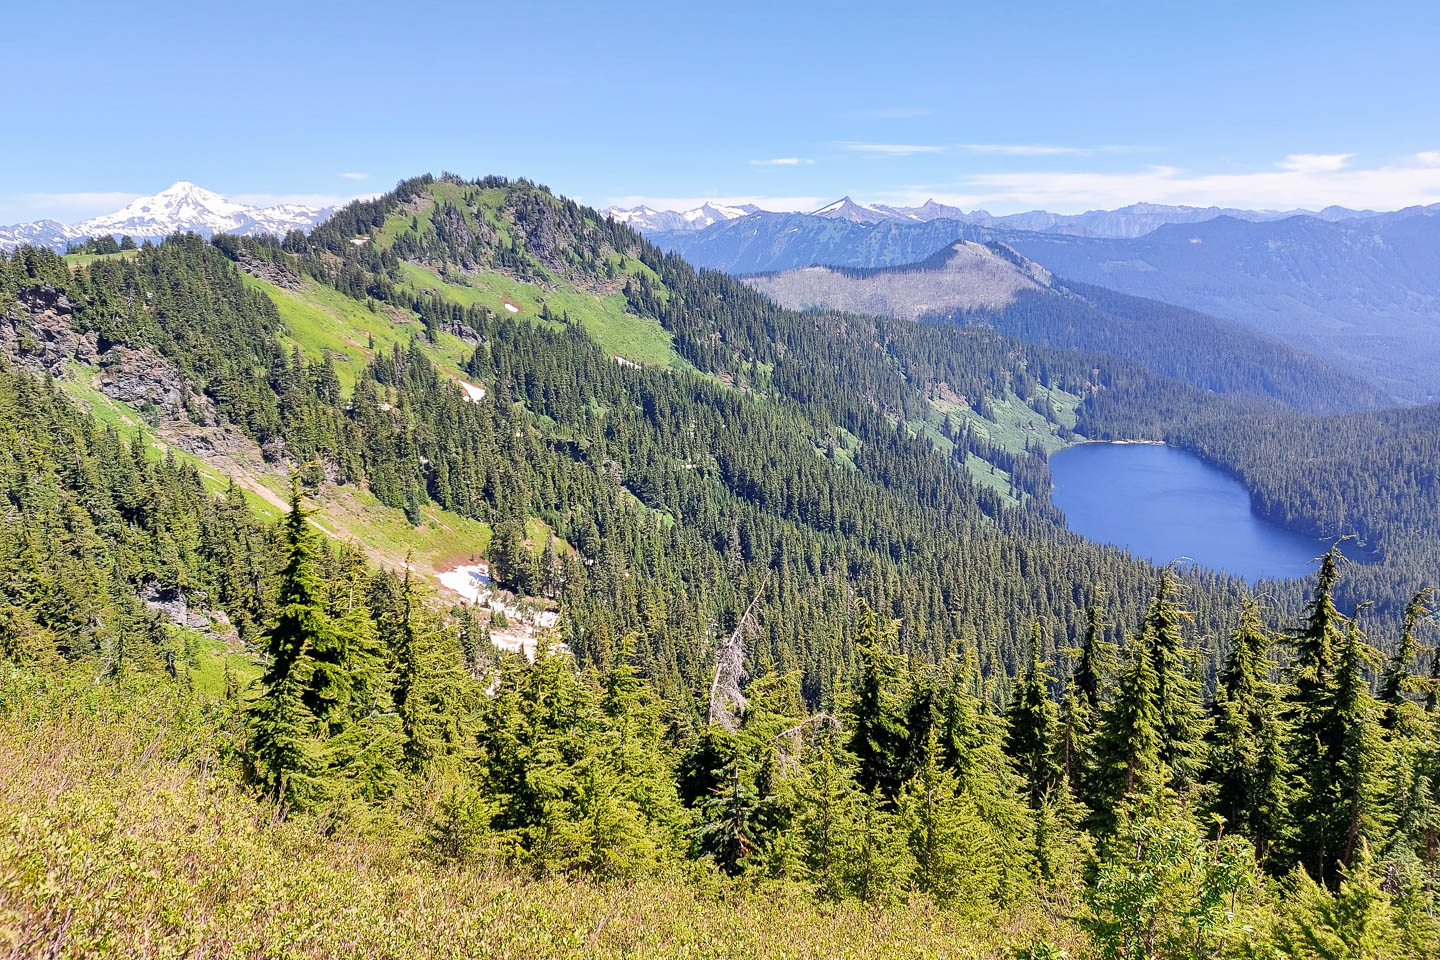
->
left=1048, top=442, right=1374, bottom=581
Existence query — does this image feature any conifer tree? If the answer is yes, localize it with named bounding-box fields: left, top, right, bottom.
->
left=1053, top=682, right=1093, bottom=799
left=1203, top=597, right=1290, bottom=860
left=248, top=481, right=329, bottom=806
left=1089, top=629, right=1164, bottom=829
left=793, top=731, right=863, bottom=900
left=695, top=750, right=761, bottom=874
left=898, top=730, right=969, bottom=903
left=1381, top=590, right=1431, bottom=731
left=1074, top=586, right=1115, bottom=712
left=1291, top=610, right=1392, bottom=888
left=844, top=792, right=910, bottom=904
left=847, top=601, right=905, bottom=800
left=1284, top=548, right=1393, bottom=887
left=1142, top=569, right=1208, bottom=795
left=1007, top=621, right=1061, bottom=807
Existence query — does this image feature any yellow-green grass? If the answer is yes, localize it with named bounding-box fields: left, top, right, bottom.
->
left=185, top=631, right=263, bottom=699
left=371, top=183, right=513, bottom=252
left=931, top=385, right=1083, bottom=458
left=242, top=274, right=477, bottom=391
left=397, top=262, right=691, bottom=371
left=0, top=672, right=1080, bottom=959
left=913, top=385, right=1086, bottom=507
left=54, top=364, right=540, bottom=586
left=63, top=249, right=140, bottom=268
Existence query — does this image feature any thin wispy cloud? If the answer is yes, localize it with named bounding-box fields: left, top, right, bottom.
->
left=751, top=157, right=815, bottom=166
left=1276, top=153, right=1353, bottom=174
left=338, top=171, right=371, bottom=181
left=880, top=152, right=1440, bottom=214
left=5, top=191, right=143, bottom=220
left=608, top=194, right=825, bottom=213
left=839, top=142, right=945, bottom=157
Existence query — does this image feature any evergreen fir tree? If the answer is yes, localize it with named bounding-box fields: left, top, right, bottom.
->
left=846, top=601, right=905, bottom=800
left=1202, top=597, right=1290, bottom=861
left=1142, top=569, right=1208, bottom=795
left=1074, top=586, right=1115, bottom=712
left=1007, top=621, right=1061, bottom=807
left=1088, top=629, right=1164, bottom=829
left=248, top=480, right=329, bottom=806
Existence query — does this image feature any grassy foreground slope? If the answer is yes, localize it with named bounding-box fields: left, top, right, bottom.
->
left=0, top=672, right=1075, bottom=960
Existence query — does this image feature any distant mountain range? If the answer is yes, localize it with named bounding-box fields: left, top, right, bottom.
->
left=607, top=196, right=1384, bottom=239
left=601, top=201, right=760, bottom=233
left=1002, top=209, right=1440, bottom=401
left=659, top=201, right=1440, bottom=401
left=0, top=182, right=336, bottom=251
left=744, top=240, right=1385, bottom=416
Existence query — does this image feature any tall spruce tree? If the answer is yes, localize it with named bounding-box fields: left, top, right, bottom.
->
left=1381, top=590, right=1431, bottom=731
left=1293, top=612, right=1392, bottom=888
left=1088, top=628, right=1164, bottom=829
left=1202, top=597, right=1290, bottom=861
left=1142, top=569, right=1208, bottom=795
left=847, top=601, right=905, bottom=801
left=1074, top=587, right=1115, bottom=712
left=1007, top=621, right=1061, bottom=807
left=248, top=481, right=330, bottom=806
left=1284, top=547, right=1383, bottom=886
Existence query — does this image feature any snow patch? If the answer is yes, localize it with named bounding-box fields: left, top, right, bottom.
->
left=437, top=563, right=492, bottom=603
left=503, top=302, right=520, bottom=313
left=457, top=380, right=486, bottom=402
left=437, top=563, right=560, bottom=662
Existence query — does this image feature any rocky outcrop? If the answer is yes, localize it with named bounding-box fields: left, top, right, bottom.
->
left=0, top=285, right=100, bottom=375
left=97, top=346, right=189, bottom=415
left=2, top=285, right=249, bottom=455
left=235, top=251, right=303, bottom=291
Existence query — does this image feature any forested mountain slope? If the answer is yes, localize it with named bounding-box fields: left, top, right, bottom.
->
left=659, top=205, right=1440, bottom=401
left=3, top=175, right=1307, bottom=700
left=744, top=241, right=1385, bottom=415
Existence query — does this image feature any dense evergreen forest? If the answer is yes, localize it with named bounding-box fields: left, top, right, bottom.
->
left=939, top=279, right=1388, bottom=415
left=4, top=173, right=1440, bottom=957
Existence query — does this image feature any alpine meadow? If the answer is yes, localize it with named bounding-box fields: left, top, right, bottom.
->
left=4, top=4, right=1440, bottom=959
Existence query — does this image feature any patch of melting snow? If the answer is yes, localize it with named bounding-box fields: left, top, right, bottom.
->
left=457, top=380, right=486, bottom=402
left=503, top=302, right=520, bottom=313
left=350, top=236, right=369, bottom=246
left=437, top=563, right=559, bottom=661
left=437, top=563, right=492, bottom=602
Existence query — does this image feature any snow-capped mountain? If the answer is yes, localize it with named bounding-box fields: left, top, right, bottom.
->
left=603, top=201, right=760, bottom=233
left=0, top=182, right=337, bottom=251
left=623, top=195, right=1397, bottom=240
left=810, top=196, right=913, bottom=224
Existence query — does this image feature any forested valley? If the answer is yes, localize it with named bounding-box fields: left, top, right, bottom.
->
left=3, top=174, right=1439, bottom=958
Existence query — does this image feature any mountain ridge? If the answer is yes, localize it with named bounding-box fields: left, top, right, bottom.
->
left=0, top=181, right=337, bottom=251
left=613, top=197, right=1398, bottom=240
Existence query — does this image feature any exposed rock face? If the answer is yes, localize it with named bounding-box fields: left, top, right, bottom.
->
left=1, top=285, right=100, bottom=375
left=2, top=284, right=254, bottom=460
left=235, top=252, right=303, bottom=291
left=97, top=346, right=191, bottom=416
left=142, top=583, right=223, bottom=633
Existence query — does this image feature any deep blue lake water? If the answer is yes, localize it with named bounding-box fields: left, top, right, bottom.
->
left=1049, top=443, right=1355, bottom=582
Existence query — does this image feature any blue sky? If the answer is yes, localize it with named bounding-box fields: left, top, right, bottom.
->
left=4, top=0, right=1439, bottom=221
